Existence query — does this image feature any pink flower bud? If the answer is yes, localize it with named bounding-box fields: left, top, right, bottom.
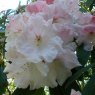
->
left=26, top=1, right=46, bottom=13
left=37, top=0, right=54, bottom=4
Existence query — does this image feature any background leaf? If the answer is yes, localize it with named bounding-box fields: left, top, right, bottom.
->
left=12, top=87, right=45, bottom=95
left=82, top=73, right=95, bottom=95
left=76, top=44, right=91, bottom=65
left=0, top=67, right=8, bottom=94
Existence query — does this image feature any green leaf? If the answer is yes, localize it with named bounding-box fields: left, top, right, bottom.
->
left=49, top=81, right=81, bottom=95
left=64, top=81, right=81, bottom=95
left=79, top=8, right=87, bottom=12
left=0, top=87, right=6, bottom=94
left=49, top=85, right=64, bottom=95
left=12, top=87, right=33, bottom=95
left=12, top=87, right=45, bottom=95
left=0, top=67, right=8, bottom=94
left=5, top=9, right=15, bottom=16
left=76, top=44, right=91, bottom=65
left=85, top=0, right=94, bottom=10
left=91, top=48, right=95, bottom=63
left=82, top=73, right=95, bottom=95
left=33, top=88, right=45, bottom=95
left=65, top=65, right=94, bottom=88
left=90, top=47, right=95, bottom=73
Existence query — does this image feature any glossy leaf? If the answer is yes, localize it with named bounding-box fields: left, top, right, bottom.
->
left=49, top=81, right=81, bottom=95
left=85, top=0, right=94, bottom=11
left=65, top=65, right=94, bottom=88
left=82, top=73, right=95, bottom=95
left=76, top=44, right=91, bottom=65
left=12, top=87, right=45, bottom=95
left=0, top=67, right=8, bottom=94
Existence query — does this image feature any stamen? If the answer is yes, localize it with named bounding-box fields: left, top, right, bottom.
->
left=35, top=33, right=42, bottom=46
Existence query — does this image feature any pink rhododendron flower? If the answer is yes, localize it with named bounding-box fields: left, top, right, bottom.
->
left=6, top=12, right=30, bottom=34
left=75, top=12, right=95, bottom=50
left=75, top=12, right=92, bottom=25
left=42, top=1, right=73, bottom=22
left=26, top=1, right=47, bottom=14
left=91, top=16, right=95, bottom=24
left=56, top=25, right=76, bottom=44
left=45, top=0, right=54, bottom=4
left=37, top=0, right=54, bottom=4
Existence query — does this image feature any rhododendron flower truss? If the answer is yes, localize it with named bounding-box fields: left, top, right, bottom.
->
left=4, top=0, right=82, bottom=90
left=5, top=13, right=80, bottom=89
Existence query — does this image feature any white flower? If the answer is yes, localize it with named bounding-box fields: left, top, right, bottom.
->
left=58, top=48, right=80, bottom=69
left=5, top=12, right=30, bottom=50
left=5, top=47, right=28, bottom=66
left=4, top=60, right=72, bottom=90
left=15, top=15, right=63, bottom=64
left=6, top=13, right=63, bottom=64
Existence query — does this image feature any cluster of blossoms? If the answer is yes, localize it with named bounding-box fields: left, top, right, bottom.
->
left=4, top=0, right=95, bottom=90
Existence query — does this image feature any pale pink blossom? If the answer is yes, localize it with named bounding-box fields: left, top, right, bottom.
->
left=42, top=2, right=73, bottom=22
left=4, top=0, right=81, bottom=90
left=5, top=13, right=80, bottom=90
left=91, top=16, right=95, bottom=24
left=75, top=13, right=95, bottom=50
left=6, top=12, right=30, bottom=35
left=56, top=25, right=76, bottom=44
left=74, top=12, right=92, bottom=25
left=54, top=0, right=79, bottom=14
left=70, top=89, right=81, bottom=95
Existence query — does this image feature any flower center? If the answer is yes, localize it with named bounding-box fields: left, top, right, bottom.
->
left=35, top=35, right=42, bottom=46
